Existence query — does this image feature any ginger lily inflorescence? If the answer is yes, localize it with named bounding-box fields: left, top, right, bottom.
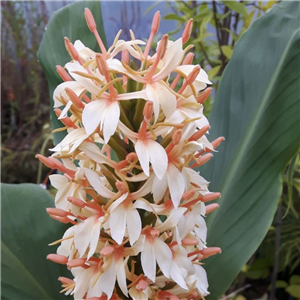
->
left=37, top=9, right=224, bottom=300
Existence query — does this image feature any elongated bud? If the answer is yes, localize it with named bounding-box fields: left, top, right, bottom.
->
left=178, top=65, right=200, bottom=94
left=121, top=49, right=129, bottom=65
left=182, top=52, right=194, bottom=65
left=126, top=152, right=138, bottom=163
left=67, top=196, right=86, bottom=208
left=47, top=254, right=68, bottom=265
left=197, top=87, right=212, bottom=104
left=182, top=19, right=193, bottom=44
left=115, top=181, right=127, bottom=194
left=182, top=189, right=196, bottom=200
left=151, top=11, right=161, bottom=34
left=84, top=8, right=97, bottom=32
left=172, top=129, right=182, bottom=145
left=67, top=258, right=87, bottom=268
left=200, top=247, right=222, bottom=259
left=157, top=34, right=168, bottom=60
left=65, top=87, right=85, bottom=109
left=188, top=125, right=210, bottom=141
left=96, top=53, right=106, bottom=75
left=201, top=192, right=221, bottom=203
left=186, top=65, right=200, bottom=84
left=56, top=65, right=72, bottom=81
left=64, top=37, right=80, bottom=61
left=54, top=108, right=77, bottom=128
left=205, top=203, right=219, bottom=214
left=182, top=238, right=199, bottom=246
left=210, top=137, right=225, bottom=150
left=58, top=277, right=74, bottom=285
left=35, top=154, right=56, bottom=169
left=143, top=101, right=153, bottom=120
left=100, top=245, right=115, bottom=256
left=195, top=153, right=213, bottom=167
left=46, top=208, right=70, bottom=218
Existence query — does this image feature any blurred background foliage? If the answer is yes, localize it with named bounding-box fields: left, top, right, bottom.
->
left=1, top=1, right=299, bottom=300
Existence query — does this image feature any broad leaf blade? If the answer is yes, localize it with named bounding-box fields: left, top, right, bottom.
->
left=200, top=2, right=300, bottom=299
left=1, top=183, right=69, bottom=300
left=37, top=1, right=107, bottom=145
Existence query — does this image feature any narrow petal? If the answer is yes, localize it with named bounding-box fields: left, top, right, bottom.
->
left=82, top=100, right=105, bottom=135
left=167, top=163, right=185, bottom=208
left=126, top=207, right=141, bottom=245
left=153, top=237, right=172, bottom=278
left=109, top=205, right=127, bottom=244
left=147, top=140, right=168, bottom=180
left=116, top=258, right=129, bottom=296
left=65, top=61, right=100, bottom=95
left=141, top=240, right=156, bottom=282
left=84, top=168, right=115, bottom=198
left=152, top=173, right=168, bottom=203
left=102, top=101, right=120, bottom=143
left=135, top=140, right=150, bottom=176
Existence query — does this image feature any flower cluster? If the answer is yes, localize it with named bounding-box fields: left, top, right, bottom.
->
left=37, top=9, right=224, bottom=300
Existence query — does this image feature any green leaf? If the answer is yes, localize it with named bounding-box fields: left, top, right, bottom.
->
left=163, top=13, right=185, bottom=22
left=245, top=259, right=269, bottom=279
left=221, top=45, right=233, bottom=59
left=1, top=183, right=70, bottom=300
left=208, top=65, right=221, bottom=80
left=275, top=280, right=288, bottom=289
left=286, top=285, right=300, bottom=298
left=37, top=1, right=107, bottom=145
left=200, top=2, right=300, bottom=299
left=290, top=275, right=300, bottom=285
left=222, top=1, right=248, bottom=17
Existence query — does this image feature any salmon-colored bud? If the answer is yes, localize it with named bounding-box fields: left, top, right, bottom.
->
left=211, top=136, right=225, bottom=150
left=100, top=245, right=115, bottom=256
left=65, top=87, right=85, bottom=109
left=186, top=65, right=200, bottom=84
left=182, top=19, right=193, bottom=44
left=47, top=254, right=68, bottom=265
left=126, top=152, right=138, bottom=162
left=201, top=192, right=221, bottom=203
left=188, top=125, right=210, bottom=142
left=182, top=189, right=196, bottom=200
left=200, top=247, right=222, bottom=259
left=157, top=34, right=168, bottom=60
left=96, top=53, right=106, bottom=75
left=115, top=181, right=127, bottom=194
left=182, top=52, right=194, bottom=65
left=151, top=11, right=161, bottom=34
left=67, top=258, right=87, bottom=268
left=67, top=196, right=86, bottom=208
left=35, top=154, right=56, bottom=169
left=58, top=276, right=74, bottom=285
left=172, top=129, right=182, bottom=145
left=84, top=8, right=97, bottom=32
left=46, top=208, right=69, bottom=218
left=197, top=87, right=212, bottom=104
left=136, top=279, right=148, bottom=291
left=56, top=65, right=72, bottom=81
left=54, top=108, right=77, bottom=129
left=50, top=215, right=73, bottom=224
left=121, top=49, right=129, bottom=65
left=195, top=153, right=213, bottom=167
left=182, top=238, right=199, bottom=246
left=205, top=203, right=219, bottom=214
left=143, top=101, right=153, bottom=120
left=64, top=37, right=79, bottom=61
